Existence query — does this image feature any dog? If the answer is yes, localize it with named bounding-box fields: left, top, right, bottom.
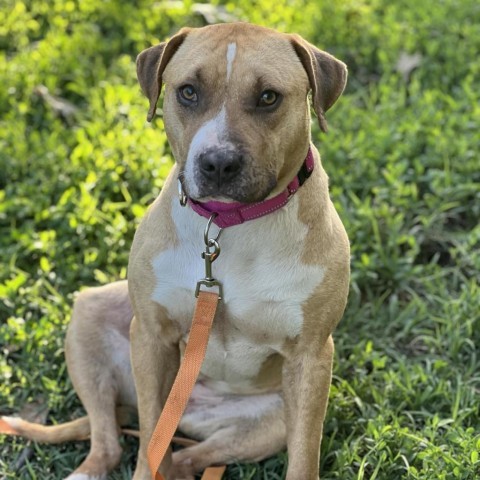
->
left=1, top=23, right=350, bottom=480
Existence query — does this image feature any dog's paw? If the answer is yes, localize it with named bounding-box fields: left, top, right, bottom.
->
left=64, top=474, right=107, bottom=480
left=168, top=474, right=195, bottom=480
left=168, top=453, right=195, bottom=480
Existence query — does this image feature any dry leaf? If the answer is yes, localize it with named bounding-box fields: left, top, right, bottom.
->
left=395, top=52, right=423, bottom=81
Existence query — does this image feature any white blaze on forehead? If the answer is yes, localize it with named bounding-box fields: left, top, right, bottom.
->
left=226, top=42, right=237, bottom=81
left=184, top=105, right=230, bottom=197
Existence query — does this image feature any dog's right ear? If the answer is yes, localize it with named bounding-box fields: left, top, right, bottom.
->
left=136, top=28, right=191, bottom=122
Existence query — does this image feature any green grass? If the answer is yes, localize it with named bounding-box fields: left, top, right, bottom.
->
left=1, top=0, right=479, bottom=478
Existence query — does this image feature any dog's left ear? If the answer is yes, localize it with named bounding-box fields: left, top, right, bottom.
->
left=137, top=28, right=191, bottom=122
left=290, top=35, right=347, bottom=132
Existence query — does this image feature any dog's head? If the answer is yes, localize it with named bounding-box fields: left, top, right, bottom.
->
left=137, top=23, right=347, bottom=203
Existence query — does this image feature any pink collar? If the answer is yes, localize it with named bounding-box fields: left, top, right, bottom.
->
left=188, top=147, right=314, bottom=228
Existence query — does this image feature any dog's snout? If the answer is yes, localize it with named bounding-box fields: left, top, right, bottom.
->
left=199, top=150, right=243, bottom=185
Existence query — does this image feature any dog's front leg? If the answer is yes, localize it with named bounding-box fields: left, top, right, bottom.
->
left=282, top=335, right=334, bottom=480
left=130, top=308, right=180, bottom=480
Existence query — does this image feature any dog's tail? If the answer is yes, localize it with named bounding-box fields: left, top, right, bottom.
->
left=0, top=407, right=136, bottom=443
left=0, top=415, right=90, bottom=443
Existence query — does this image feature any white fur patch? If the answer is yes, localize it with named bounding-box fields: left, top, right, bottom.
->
left=1, top=416, right=18, bottom=425
left=184, top=105, right=230, bottom=198
left=226, top=42, right=236, bottom=81
left=1, top=416, right=21, bottom=430
left=151, top=196, right=325, bottom=393
left=65, top=474, right=106, bottom=480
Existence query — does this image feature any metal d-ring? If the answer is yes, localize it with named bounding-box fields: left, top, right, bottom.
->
left=203, top=213, right=222, bottom=248
left=178, top=179, right=187, bottom=207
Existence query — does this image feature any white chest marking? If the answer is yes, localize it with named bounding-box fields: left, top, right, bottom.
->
left=226, top=42, right=236, bottom=81
left=151, top=198, right=325, bottom=391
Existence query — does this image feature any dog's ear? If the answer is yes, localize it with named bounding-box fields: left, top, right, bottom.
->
left=290, top=35, right=347, bottom=132
left=136, top=28, right=191, bottom=122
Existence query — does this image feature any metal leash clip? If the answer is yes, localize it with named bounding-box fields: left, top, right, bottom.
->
left=178, top=179, right=187, bottom=207
left=195, top=213, right=223, bottom=300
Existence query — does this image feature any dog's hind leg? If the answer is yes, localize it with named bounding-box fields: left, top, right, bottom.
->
left=64, top=281, right=137, bottom=480
left=170, top=388, right=286, bottom=478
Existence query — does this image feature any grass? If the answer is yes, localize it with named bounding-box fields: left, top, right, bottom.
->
left=1, top=0, right=479, bottom=478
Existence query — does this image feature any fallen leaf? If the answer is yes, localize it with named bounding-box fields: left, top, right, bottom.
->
left=395, top=51, right=423, bottom=81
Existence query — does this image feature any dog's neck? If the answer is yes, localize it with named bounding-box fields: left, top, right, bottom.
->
left=187, top=147, right=314, bottom=228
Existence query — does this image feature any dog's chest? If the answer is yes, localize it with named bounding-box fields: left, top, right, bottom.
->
left=151, top=199, right=325, bottom=392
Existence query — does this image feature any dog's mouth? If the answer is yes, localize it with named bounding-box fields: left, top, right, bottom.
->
left=180, top=172, right=277, bottom=205
left=179, top=158, right=277, bottom=204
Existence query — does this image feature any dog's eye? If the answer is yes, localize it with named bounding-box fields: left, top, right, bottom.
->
left=258, top=90, right=279, bottom=107
left=178, top=85, right=198, bottom=104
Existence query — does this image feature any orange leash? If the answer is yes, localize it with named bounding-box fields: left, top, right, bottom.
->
left=200, top=466, right=227, bottom=479
left=1, top=215, right=226, bottom=480
left=147, top=290, right=223, bottom=480
left=1, top=297, right=225, bottom=480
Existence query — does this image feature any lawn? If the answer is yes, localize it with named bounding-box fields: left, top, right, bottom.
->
left=1, top=0, right=479, bottom=479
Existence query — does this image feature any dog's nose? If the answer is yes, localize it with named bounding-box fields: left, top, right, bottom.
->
left=198, top=150, right=243, bottom=185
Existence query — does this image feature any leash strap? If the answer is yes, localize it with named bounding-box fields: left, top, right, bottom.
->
left=201, top=466, right=227, bottom=479
left=147, top=290, right=222, bottom=480
left=1, top=242, right=224, bottom=480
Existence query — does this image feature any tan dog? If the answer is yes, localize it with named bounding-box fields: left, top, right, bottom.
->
left=1, top=23, right=349, bottom=480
